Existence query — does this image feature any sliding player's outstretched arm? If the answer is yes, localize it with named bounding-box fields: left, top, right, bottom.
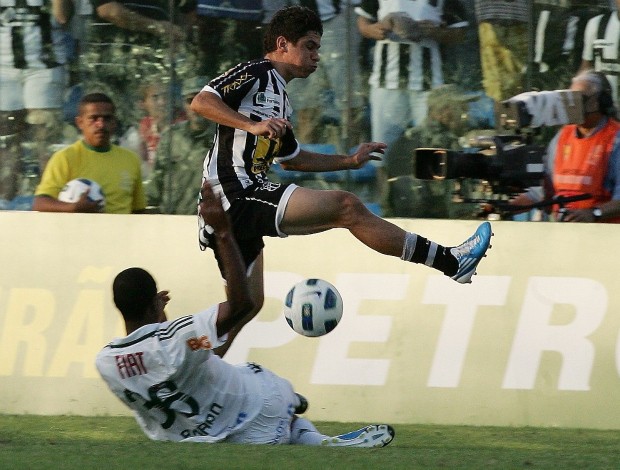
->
left=198, top=180, right=253, bottom=337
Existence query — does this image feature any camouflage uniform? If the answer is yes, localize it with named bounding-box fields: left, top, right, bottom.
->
left=147, top=119, right=215, bottom=215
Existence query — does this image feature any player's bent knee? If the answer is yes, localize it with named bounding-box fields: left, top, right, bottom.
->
left=334, top=191, right=368, bottom=225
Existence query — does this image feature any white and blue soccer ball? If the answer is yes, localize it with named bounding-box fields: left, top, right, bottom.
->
left=283, top=279, right=343, bottom=337
left=58, top=178, right=105, bottom=210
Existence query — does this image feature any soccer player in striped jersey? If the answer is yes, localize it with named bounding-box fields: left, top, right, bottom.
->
left=96, top=180, right=395, bottom=447
left=191, top=6, right=492, bottom=355
left=0, top=0, right=72, bottom=201
left=580, top=0, right=620, bottom=104
left=356, top=0, right=467, bottom=212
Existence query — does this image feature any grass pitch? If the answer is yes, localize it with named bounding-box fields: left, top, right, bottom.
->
left=1, top=415, right=619, bottom=469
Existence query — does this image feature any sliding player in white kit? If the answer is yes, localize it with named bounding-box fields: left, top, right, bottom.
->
left=96, top=181, right=394, bottom=447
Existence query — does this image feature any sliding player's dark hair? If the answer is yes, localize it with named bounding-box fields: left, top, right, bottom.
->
left=113, top=267, right=157, bottom=321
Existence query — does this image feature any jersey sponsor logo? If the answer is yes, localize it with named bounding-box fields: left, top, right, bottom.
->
left=115, top=352, right=147, bottom=379
left=255, top=92, right=278, bottom=106
left=180, top=402, right=224, bottom=439
left=221, top=73, right=252, bottom=95
left=187, top=335, right=212, bottom=351
left=254, top=92, right=282, bottom=117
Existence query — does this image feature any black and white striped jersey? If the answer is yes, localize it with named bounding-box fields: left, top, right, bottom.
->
left=202, top=59, right=300, bottom=210
left=582, top=10, right=620, bottom=103
left=0, top=0, right=66, bottom=69
left=356, top=0, right=449, bottom=91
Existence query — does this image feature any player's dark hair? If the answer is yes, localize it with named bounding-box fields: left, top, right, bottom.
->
left=78, top=92, right=116, bottom=114
left=113, top=267, right=157, bottom=322
left=263, top=6, right=323, bottom=54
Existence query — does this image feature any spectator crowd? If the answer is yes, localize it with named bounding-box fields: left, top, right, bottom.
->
left=1, top=0, right=618, bottom=220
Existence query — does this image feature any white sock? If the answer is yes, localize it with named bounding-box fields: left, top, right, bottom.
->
left=290, top=417, right=328, bottom=446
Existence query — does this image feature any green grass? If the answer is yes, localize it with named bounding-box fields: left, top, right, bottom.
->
left=1, top=415, right=619, bottom=469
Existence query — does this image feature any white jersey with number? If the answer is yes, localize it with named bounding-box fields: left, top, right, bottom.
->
left=96, top=308, right=270, bottom=442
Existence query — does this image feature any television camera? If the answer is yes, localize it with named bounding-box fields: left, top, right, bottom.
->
left=414, top=89, right=587, bottom=217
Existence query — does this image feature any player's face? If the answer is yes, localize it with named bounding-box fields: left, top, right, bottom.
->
left=285, top=32, right=321, bottom=79
left=76, top=102, right=117, bottom=148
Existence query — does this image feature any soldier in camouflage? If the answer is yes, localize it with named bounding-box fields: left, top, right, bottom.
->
left=147, top=77, right=215, bottom=215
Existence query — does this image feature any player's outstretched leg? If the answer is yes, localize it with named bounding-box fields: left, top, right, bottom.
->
left=321, top=424, right=395, bottom=448
left=449, top=221, right=493, bottom=284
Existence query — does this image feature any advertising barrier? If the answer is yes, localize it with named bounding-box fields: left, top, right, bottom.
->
left=1, top=212, right=619, bottom=429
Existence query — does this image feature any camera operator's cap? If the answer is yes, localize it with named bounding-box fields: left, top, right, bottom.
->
left=182, top=76, right=209, bottom=98
left=428, top=84, right=481, bottom=106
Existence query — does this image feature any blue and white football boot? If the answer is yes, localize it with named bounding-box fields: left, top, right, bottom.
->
left=450, top=221, right=493, bottom=284
left=322, top=424, right=395, bottom=448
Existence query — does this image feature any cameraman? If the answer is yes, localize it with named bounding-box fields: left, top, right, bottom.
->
left=511, top=70, right=620, bottom=223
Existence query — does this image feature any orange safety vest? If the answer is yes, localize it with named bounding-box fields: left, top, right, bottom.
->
left=553, top=119, right=620, bottom=223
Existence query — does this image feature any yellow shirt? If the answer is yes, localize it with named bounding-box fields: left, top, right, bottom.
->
left=35, top=140, right=146, bottom=214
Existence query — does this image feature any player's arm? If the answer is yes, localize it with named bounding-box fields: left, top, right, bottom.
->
left=95, top=1, right=184, bottom=40
left=32, top=192, right=102, bottom=213
left=357, top=15, right=388, bottom=40
left=279, top=142, right=386, bottom=172
left=198, top=180, right=253, bottom=337
left=52, top=0, right=74, bottom=25
left=190, top=90, right=292, bottom=140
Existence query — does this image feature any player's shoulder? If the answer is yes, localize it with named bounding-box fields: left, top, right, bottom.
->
left=210, top=59, right=268, bottom=90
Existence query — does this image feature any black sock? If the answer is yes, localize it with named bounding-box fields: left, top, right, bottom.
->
left=403, top=234, right=458, bottom=276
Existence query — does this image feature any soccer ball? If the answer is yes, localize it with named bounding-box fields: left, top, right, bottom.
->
left=58, top=178, right=105, bottom=210
left=283, top=279, right=343, bottom=337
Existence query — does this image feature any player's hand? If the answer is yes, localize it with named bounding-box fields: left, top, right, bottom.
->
left=155, top=290, right=170, bottom=322
left=199, top=180, right=230, bottom=234
left=73, top=190, right=102, bottom=213
left=249, top=118, right=293, bottom=140
left=348, top=142, right=387, bottom=168
left=367, top=22, right=389, bottom=40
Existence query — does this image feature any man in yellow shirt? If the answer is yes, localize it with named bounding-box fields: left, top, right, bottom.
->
left=33, top=93, right=146, bottom=214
